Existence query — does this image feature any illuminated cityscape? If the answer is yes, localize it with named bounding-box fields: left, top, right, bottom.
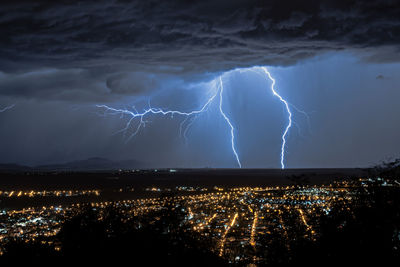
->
left=1, top=176, right=397, bottom=264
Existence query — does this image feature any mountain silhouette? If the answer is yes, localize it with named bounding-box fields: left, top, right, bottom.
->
left=0, top=157, right=145, bottom=172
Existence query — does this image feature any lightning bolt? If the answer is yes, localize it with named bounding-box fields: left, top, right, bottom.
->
left=97, top=67, right=307, bottom=169
left=0, top=104, right=15, bottom=113
left=237, top=67, right=296, bottom=169
left=96, top=83, right=219, bottom=142
left=260, top=67, right=292, bottom=169
left=219, top=76, right=241, bottom=168
left=97, top=78, right=242, bottom=167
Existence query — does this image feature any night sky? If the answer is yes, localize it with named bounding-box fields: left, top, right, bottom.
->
left=0, top=0, right=399, bottom=168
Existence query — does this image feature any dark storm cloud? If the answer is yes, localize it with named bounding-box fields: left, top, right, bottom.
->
left=0, top=0, right=400, bottom=101
left=0, top=68, right=111, bottom=102
left=0, top=68, right=177, bottom=102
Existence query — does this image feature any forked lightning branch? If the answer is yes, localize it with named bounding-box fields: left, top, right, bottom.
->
left=97, top=67, right=306, bottom=169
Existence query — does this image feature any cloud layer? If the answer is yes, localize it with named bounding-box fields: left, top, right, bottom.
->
left=1, top=0, right=400, bottom=101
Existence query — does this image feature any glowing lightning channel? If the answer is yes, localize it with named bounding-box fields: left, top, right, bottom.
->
left=218, top=76, right=242, bottom=168
left=97, top=78, right=242, bottom=168
left=97, top=67, right=307, bottom=169
left=260, top=67, right=292, bottom=169
left=0, top=104, right=15, bottom=113
left=96, top=84, right=219, bottom=142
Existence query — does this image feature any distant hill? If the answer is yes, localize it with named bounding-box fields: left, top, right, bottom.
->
left=0, top=163, right=32, bottom=172
left=0, top=157, right=145, bottom=172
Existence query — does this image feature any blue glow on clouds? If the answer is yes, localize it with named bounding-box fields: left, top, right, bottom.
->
left=97, top=67, right=306, bottom=169
left=1, top=53, right=400, bottom=168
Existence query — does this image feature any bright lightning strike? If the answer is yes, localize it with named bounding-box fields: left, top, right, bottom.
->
left=218, top=76, right=241, bottom=168
left=97, top=67, right=307, bottom=169
left=0, top=104, right=15, bottom=113
left=238, top=66, right=297, bottom=169
left=96, top=78, right=242, bottom=167
left=96, top=84, right=219, bottom=142
left=260, top=67, right=292, bottom=169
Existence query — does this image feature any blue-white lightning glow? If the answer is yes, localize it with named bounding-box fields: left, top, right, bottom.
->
left=218, top=76, right=241, bottom=168
left=97, top=67, right=306, bottom=169
left=0, top=104, right=15, bottom=113
left=96, top=85, right=219, bottom=142
left=97, top=78, right=242, bottom=167
left=260, top=67, right=292, bottom=169
left=236, top=66, right=295, bottom=169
